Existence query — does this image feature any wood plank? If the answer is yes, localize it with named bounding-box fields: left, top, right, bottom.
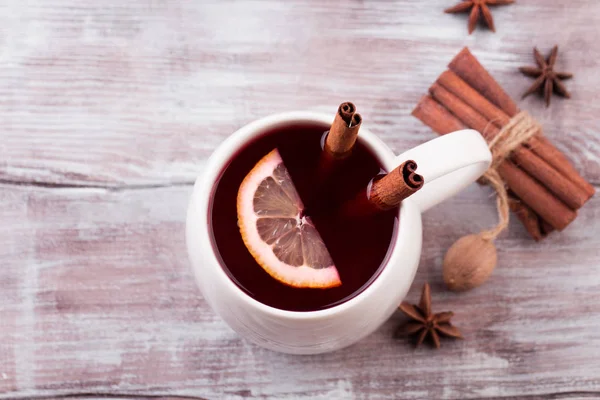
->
left=2, top=0, right=600, bottom=399
left=0, top=0, right=598, bottom=187
left=1, top=183, right=599, bottom=399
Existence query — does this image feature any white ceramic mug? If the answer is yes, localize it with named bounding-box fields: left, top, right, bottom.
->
left=186, top=111, right=491, bottom=354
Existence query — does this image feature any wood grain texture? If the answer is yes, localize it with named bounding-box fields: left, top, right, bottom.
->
left=0, top=0, right=599, bottom=399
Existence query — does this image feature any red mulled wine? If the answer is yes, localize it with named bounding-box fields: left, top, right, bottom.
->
left=210, top=121, right=398, bottom=311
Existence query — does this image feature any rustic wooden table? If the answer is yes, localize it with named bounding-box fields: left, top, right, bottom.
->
left=1, top=1, right=599, bottom=399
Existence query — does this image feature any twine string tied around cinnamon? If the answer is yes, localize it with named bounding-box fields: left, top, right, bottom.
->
left=480, top=111, right=542, bottom=241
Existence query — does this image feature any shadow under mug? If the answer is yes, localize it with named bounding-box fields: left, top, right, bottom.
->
left=186, top=111, right=491, bottom=354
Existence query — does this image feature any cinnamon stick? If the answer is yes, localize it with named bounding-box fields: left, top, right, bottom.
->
left=527, top=136, right=596, bottom=198
left=371, top=160, right=424, bottom=210
left=429, top=82, right=494, bottom=140
left=412, top=95, right=576, bottom=231
left=429, top=82, right=591, bottom=210
left=448, top=48, right=595, bottom=198
left=508, top=194, right=548, bottom=241
left=342, top=160, right=424, bottom=217
left=540, top=219, right=555, bottom=236
left=437, top=70, right=509, bottom=128
left=411, top=95, right=466, bottom=134
left=324, top=102, right=362, bottom=159
left=498, top=161, right=577, bottom=230
left=511, top=147, right=590, bottom=210
left=448, top=47, right=518, bottom=116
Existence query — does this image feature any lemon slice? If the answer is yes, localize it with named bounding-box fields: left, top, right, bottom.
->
left=236, top=149, right=341, bottom=289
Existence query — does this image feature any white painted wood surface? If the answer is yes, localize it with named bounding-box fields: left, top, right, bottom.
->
left=1, top=1, right=599, bottom=399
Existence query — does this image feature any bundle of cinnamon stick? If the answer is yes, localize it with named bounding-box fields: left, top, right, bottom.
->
left=412, top=48, right=595, bottom=240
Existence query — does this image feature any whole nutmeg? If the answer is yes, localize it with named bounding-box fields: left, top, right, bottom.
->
left=443, top=233, right=497, bottom=291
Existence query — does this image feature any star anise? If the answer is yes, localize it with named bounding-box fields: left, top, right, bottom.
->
left=445, top=0, right=515, bottom=34
left=519, top=46, right=573, bottom=107
left=395, top=283, right=463, bottom=348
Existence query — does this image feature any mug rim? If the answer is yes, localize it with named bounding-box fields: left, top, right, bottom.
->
left=192, top=111, right=415, bottom=321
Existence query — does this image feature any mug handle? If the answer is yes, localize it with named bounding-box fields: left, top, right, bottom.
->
left=394, top=129, right=492, bottom=213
